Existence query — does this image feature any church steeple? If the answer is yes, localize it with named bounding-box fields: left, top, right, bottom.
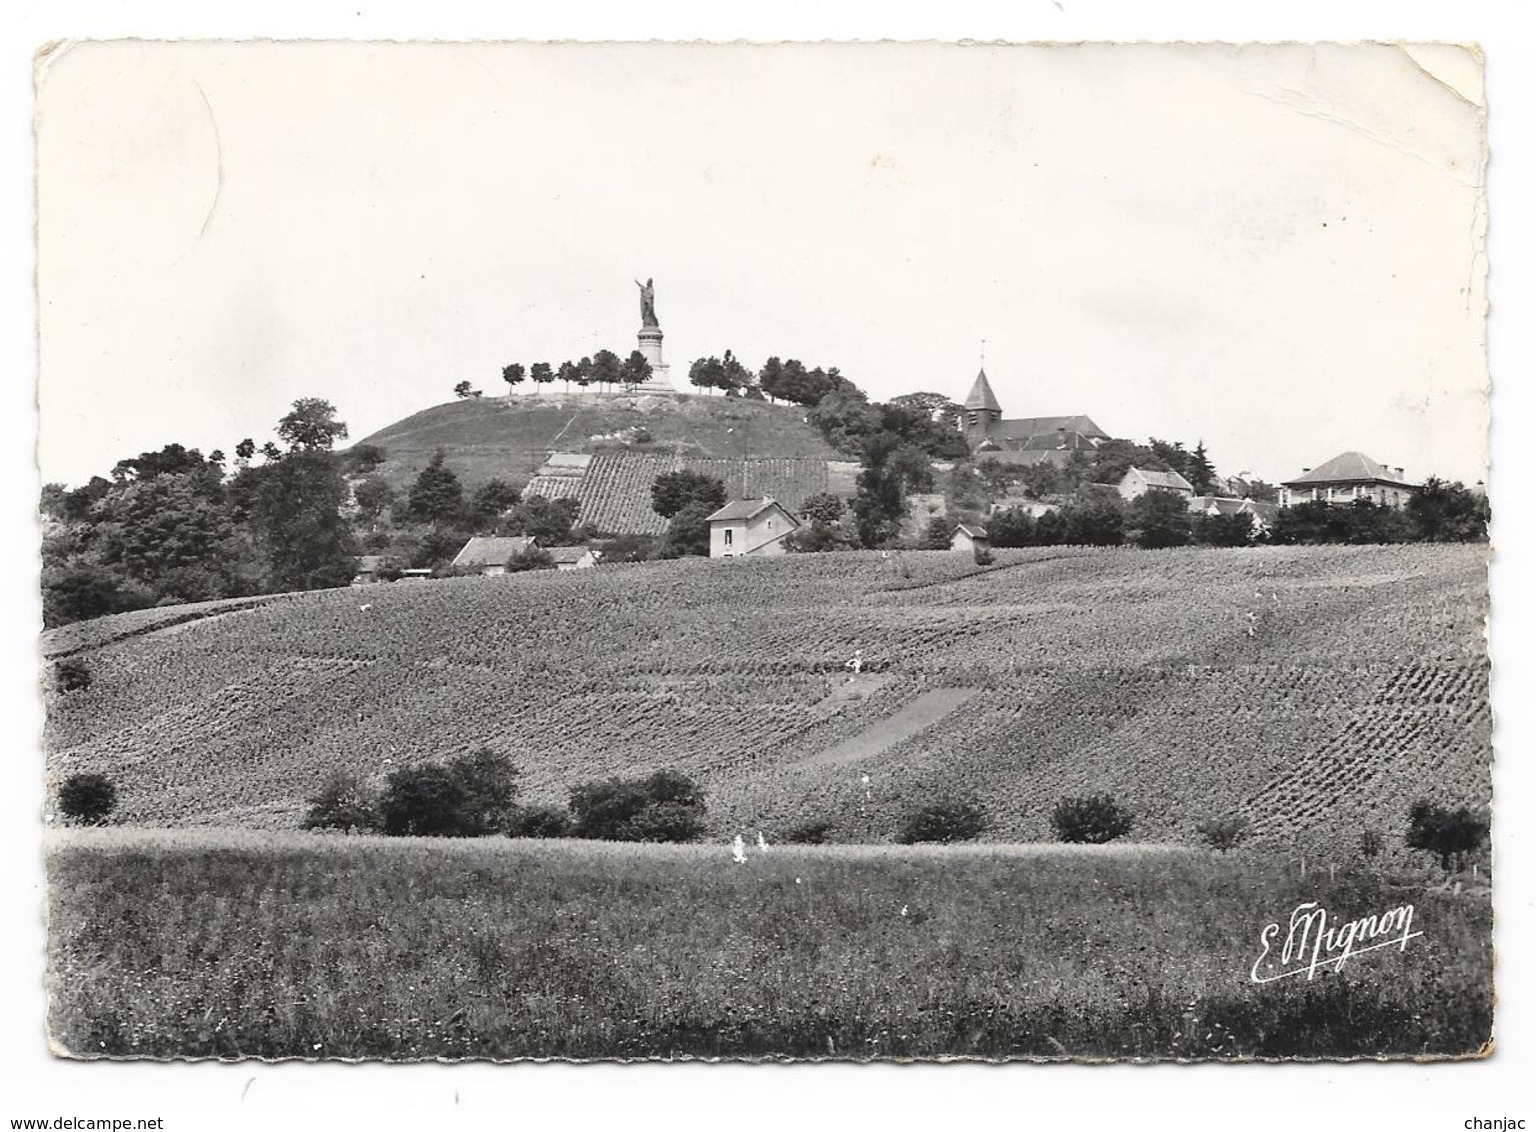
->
left=962, top=366, right=1003, bottom=441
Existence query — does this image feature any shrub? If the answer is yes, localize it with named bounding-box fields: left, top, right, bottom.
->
left=568, top=768, right=707, bottom=842
left=57, top=773, right=117, bottom=825
left=1051, top=794, right=1134, bottom=844
left=781, top=819, right=835, bottom=845
left=973, top=545, right=995, bottom=566
left=506, top=804, right=573, bottom=839
left=376, top=749, right=518, bottom=838
left=301, top=770, right=378, bottom=833
left=896, top=799, right=987, bottom=844
left=379, top=765, right=470, bottom=837
left=1405, top=800, right=1488, bottom=871
left=447, top=747, right=520, bottom=835
left=53, top=659, right=92, bottom=694
left=1195, top=815, right=1250, bottom=853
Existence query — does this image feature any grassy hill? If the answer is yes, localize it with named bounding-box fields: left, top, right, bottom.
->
left=353, top=391, right=844, bottom=492
left=43, top=544, right=1491, bottom=849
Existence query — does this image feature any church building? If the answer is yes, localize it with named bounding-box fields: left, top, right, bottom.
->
left=960, top=368, right=1109, bottom=467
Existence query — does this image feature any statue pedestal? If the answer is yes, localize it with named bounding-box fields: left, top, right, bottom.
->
left=635, top=325, right=675, bottom=391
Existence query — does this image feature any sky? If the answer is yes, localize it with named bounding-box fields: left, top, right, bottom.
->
left=36, top=40, right=1487, bottom=488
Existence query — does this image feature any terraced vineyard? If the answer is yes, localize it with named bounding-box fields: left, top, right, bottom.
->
left=43, top=545, right=1491, bottom=848
left=554, top=452, right=832, bottom=535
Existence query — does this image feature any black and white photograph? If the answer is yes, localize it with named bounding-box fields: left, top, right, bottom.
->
left=9, top=10, right=1536, bottom=1126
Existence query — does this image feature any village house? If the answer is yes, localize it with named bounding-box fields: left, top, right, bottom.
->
left=706, top=498, right=800, bottom=557
left=450, top=535, right=540, bottom=576
left=1186, top=495, right=1280, bottom=536
left=1118, top=466, right=1195, bottom=501
left=950, top=522, right=990, bottom=555
left=1279, top=452, right=1417, bottom=509
left=351, top=555, right=388, bottom=586
left=547, top=545, right=603, bottom=571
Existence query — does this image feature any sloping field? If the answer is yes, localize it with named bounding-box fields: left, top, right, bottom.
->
left=42, top=545, right=1491, bottom=848
left=576, top=453, right=831, bottom=535
left=354, top=392, right=842, bottom=492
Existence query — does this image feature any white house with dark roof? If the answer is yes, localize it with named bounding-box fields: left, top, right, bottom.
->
left=1280, top=452, right=1416, bottom=509
left=950, top=522, right=990, bottom=554
left=706, top=498, right=800, bottom=557
left=450, top=535, right=540, bottom=576
left=1117, top=466, right=1195, bottom=501
left=1186, top=495, right=1280, bottom=536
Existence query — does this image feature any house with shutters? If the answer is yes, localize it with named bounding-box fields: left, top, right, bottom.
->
left=706, top=498, right=800, bottom=557
left=1279, top=452, right=1416, bottom=509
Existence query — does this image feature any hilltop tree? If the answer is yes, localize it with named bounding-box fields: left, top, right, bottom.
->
left=651, top=470, right=728, bottom=519
left=591, top=349, right=625, bottom=391
left=623, top=350, right=654, bottom=390
left=406, top=450, right=465, bottom=527
left=501, top=363, right=526, bottom=394
left=454, top=380, right=482, bottom=400
left=529, top=362, right=554, bottom=391
left=688, top=355, right=723, bottom=394
left=277, top=398, right=349, bottom=453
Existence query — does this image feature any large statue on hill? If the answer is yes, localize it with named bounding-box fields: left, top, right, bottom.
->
left=636, top=277, right=659, bottom=328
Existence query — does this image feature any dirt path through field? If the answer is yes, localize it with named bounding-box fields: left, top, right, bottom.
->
left=798, top=687, right=981, bottom=768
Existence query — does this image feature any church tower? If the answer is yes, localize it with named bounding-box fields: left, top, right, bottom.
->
left=962, top=367, right=1003, bottom=444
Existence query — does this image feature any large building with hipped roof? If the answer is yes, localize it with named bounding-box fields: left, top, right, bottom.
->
left=959, top=367, right=1110, bottom=467
left=1279, top=452, right=1417, bottom=509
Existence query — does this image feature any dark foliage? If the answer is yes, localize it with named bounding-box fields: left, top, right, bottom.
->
left=57, top=772, right=117, bottom=826
left=378, top=765, right=470, bottom=837
left=503, top=495, right=582, bottom=545
left=506, top=804, right=573, bottom=839
left=301, top=770, right=379, bottom=833
left=53, top=658, right=93, bottom=694
left=896, top=799, right=988, bottom=844
left=378, top=749, right=519, bottom=837
left=1051, top=794, right=1135, bottom=844
left=568, top=769, right=708, bottom=842
left=1128, top=491, right=1192, bottom=549
left=1406, top=478, right=1489, bottom=543
left=1196, top=815, right=1251, bottom=853
left=658, top=502, right=716, bottom=558
left=650, top=470, right=728, bottom=519
left=1405, top=800, right=1488, bottom=870
left=407, top=449, right=465, bottom=526
left=781, top=819, right=835, bottom=845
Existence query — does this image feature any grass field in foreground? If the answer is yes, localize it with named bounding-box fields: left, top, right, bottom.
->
left=46, top=830, right=1492, bottom=1061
